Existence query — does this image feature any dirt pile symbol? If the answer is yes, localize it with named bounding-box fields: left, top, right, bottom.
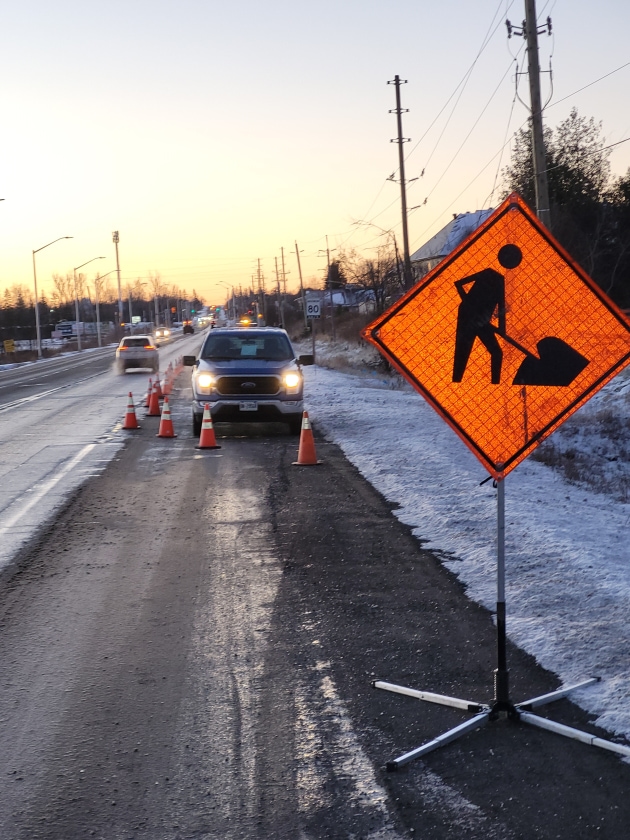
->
left=452, top=244, right=589, bottom=387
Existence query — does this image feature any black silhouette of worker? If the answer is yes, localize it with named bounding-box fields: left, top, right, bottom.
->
left=452, top=243, right=589, bottom=387
left=452, top=246, right=521, bottom=384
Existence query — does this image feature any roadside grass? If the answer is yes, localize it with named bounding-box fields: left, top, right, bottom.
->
left=531, top=405, right=630, bottom=502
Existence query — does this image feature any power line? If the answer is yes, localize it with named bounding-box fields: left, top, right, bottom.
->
left=334, top=1, right=515, bottom=251
left=403, top=0, right=516, bottom=171
left=412, top=57, right=517, bottom=212
left=547, top=61, right=630, bottom=111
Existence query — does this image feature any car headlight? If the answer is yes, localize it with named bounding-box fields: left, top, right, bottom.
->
left=283, top=372, right=302, bottom=393
left=196, top=373, right=216, bottom=391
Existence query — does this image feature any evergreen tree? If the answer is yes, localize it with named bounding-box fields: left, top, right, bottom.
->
left=325, top=259, right=345, bottom=290
left=503, top=109, right=630, bottom=304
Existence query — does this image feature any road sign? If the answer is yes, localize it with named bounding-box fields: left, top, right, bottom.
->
left=306, top=301, right=321, bottom=319
left=363, top=193, right=630, bottom=478
left=3, top=339, right=15, bottom=353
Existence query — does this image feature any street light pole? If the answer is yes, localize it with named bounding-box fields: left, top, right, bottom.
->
left=294, top=241, right=308, bottom=330
left=112, top=232, right=123, bottom=330
left=32, top=236, right=73, bottom=358
left=73, top=257, right=105, bottom=350
left=92, top=269, right=118, bottom=347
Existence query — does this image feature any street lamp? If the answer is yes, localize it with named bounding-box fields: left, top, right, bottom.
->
left=112, top=231, right=123, bottom=330
left=32, top=236, right=73, bottom=358
left=74, top=257, right=105, bottom=350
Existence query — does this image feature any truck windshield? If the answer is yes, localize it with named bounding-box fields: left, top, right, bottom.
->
left=201, top=333, right=293, bottom=361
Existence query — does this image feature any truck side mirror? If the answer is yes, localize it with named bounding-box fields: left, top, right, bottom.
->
left=183, top=355, right=197, bottom=366
left=298, top=354, right=314, bottom=366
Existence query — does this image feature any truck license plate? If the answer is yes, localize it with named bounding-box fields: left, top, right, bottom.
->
left=239, top=401, right=258, bottom=411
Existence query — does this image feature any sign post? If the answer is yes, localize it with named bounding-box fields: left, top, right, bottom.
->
left=307, top=300, right=321, bottom=363
left=363, top=193, right=630, bottom=766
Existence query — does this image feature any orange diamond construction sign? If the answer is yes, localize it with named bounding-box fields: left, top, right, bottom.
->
left=362, top=193, right=630, bottom=479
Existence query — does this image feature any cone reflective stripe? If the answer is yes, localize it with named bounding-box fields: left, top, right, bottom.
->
left=144, top=377, right=153, bottom=407
left=145, top=381, right=162, bottom=416
left=292, top=411, right=321, bottom=465
left=195, top=403, right=221, bottom=449
left=122, top=392, right=140, bottom=430
left=156, top=395, right=177, bottom=438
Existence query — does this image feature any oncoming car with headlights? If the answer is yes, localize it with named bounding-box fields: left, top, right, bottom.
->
left=183, top=328, right=313, bottom=435
left=154, top=326, right=171, bottom=342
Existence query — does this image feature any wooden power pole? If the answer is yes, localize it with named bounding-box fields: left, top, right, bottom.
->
left=508, top=1, right=552, bottom=227
left=387, top=75, right=413, bottom=288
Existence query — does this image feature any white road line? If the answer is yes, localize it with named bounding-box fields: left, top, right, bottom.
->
left=0, top=369, right=109, bottom=414
left=0, top=444, right=96, bottom=535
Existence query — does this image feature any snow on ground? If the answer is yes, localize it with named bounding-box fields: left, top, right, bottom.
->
left=300, top=337, right=630, bottom=744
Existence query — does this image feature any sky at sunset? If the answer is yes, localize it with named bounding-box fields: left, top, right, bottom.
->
left=1, top=0, right=629, bottom=308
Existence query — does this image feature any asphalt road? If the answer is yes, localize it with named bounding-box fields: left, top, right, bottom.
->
left=0, top=347, right=116, bottom=410
left=1, top=374, right=630, bottom=838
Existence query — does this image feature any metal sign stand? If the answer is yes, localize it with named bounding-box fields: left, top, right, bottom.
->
left=374, top=477, right=630, bottom=770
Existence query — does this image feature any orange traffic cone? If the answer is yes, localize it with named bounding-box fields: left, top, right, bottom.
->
left=154, top=375, right=163, bottom=399
left=144, top=377, right=153, bottom=407
left=122, top=392, right=140, bottom=430
left=145, top=381, right=161, bottom=417
left=156, top=396, right=177, bottom=438
left=195, top=403, right=221, bottom=449
left=292, top=411, right=321, bottom=465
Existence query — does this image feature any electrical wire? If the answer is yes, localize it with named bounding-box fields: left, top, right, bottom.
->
left=414, top=57, right=517, bottom=211
left=326, top=1, right=516, bottom=253
left=486, top=60, right=522, bottom=207
left=403, top=0, right=515, bottom=171
left=547, top=62, right=630, bottom=111
left=408, top=123, right=527, bottom=252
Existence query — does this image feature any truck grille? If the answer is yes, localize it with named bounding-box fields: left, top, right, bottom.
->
left=216, top=376, right=281, bottom=396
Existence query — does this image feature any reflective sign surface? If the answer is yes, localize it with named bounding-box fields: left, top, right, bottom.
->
left=363, top=194, right=630, bottom=478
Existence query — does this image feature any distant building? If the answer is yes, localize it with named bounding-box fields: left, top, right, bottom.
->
left=410, top=209, right=494, bottom=278
left=302, top=286, right=375, bottom=313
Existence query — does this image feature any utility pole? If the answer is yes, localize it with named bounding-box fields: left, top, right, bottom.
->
left=257, top=258, right=266, bottom=324
left=280, top=246, right=288, bottom=296
left=294, top=241, right=308, bottom=330
left=275, top=257, right=285, bottom=329
left=112, top=231, right=123, bottom=330
left=393, top=236, right=404, bottom=290
left=507, top=2, right=552, bottom=227
left=388, top=75, right=413, bottom=288
left=325, top=235, right=336, bottom=342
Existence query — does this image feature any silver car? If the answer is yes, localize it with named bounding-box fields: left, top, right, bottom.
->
left=115, top=335, right=159, bottom=373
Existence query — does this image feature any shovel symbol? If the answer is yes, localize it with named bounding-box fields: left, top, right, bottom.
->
left=453, top=244, right=589, bottom=387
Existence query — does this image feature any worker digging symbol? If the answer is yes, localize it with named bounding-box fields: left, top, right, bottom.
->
left=452, top=244, right=589, bottom=387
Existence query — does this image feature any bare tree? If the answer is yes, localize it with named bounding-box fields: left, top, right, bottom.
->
left=340, top=246, right=398, bottom=313
left=146, top=271, right=164, bottom=324
left=51, top=273, right=74, bottom=307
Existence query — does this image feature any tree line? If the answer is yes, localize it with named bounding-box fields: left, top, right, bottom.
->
left=0, top=270, right=204, bottom=341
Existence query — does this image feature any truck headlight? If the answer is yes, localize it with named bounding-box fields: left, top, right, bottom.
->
left=196, top=373, right=216, bottom=391
left=283, top=372, right=301, bottom=393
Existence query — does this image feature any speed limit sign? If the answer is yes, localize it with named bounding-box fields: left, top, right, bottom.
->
left=306, top=301, right=321, bottom=319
